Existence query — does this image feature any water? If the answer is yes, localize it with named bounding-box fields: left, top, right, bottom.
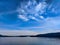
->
left=0, top=37, right=60, bottom=45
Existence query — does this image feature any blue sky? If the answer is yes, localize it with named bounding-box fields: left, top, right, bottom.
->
left=0, top=0, right=60, bottom=34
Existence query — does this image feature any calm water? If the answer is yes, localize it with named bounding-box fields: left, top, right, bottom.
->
left=0, top=37, right=60, bottom=45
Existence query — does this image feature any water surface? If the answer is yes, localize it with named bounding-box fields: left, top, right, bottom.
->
left=0, top=37, right=60, bottom=45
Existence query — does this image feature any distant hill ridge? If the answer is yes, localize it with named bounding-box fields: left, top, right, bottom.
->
left=0, top=32, right=60, bottom=38
left=35, top=32, right=60, bottom=38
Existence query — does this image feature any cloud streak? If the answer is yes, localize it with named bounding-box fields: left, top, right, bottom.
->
left=0, top=30, right=39, bottom=36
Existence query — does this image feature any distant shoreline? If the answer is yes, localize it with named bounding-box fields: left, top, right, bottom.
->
left=0, top=32, right=60, bottom=38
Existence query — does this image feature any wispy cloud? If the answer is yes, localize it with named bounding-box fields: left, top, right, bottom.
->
left=41, top=16, right=60, bottom=30
left=0, top=30, right=38, bottom=35
left=18, top=15, right=29, bottom=21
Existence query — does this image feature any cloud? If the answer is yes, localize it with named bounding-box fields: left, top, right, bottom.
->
left=35, top=2, right=47, bottom=13
left=0, top=30, right=39, bottom=36
left=0, top=0, right=60, bottom=34
left=36, top=29, right=60, bottom=34
left=18, top=15, right=29, bottom=21
left=42, top=16, right=60, bottom=30
left=29, top=16, right=40, bottom=22
left=0, top=10, right=17, bottom=15
left=39, top=16, right=44, bottom=19
left=17, top=0, right=47, bottom=22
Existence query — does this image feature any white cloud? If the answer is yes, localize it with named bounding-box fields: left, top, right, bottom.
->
left=27, top=1, right=32, bottom=6
left=18, top=15, right=29, bottom=21
left=41, top=17, right=60, bottom=30
left=0, top=30, right=38, bottom=36
left=39, top=16, right=44, bottom=19
left=29, top=16, right=40, bottom=22
left=35, top=2, right=47, bottom=13
left=35, top=3, right=42, bottom=12
left=16, top=1, right=47, bottom=22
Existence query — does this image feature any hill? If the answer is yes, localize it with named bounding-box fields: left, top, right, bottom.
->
left=35, top=32, right=60, bottom=38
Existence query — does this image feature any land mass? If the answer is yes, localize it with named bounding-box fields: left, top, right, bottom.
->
left=0, top=32, right=60, bottom=38
left=33, top=32, right=60, bottom=38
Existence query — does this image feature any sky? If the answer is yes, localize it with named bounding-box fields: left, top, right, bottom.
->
left=0, top=0, right=60, bottom=35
